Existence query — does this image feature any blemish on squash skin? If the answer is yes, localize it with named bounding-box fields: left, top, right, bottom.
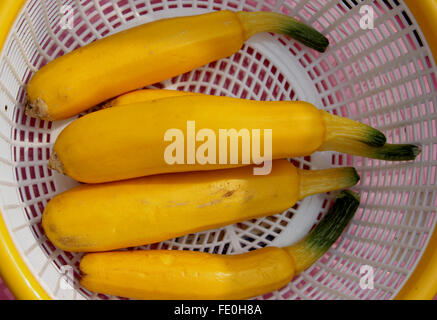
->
left=57, top=236, right=95, bottom=249
left=197, top=199, right=222, bottom=208
left=199, top=188, right=239, bottom=207
left=210, top=183, right=241, bottom=195
left=223, top=190, right=236, bottom=198
left=57, top=236, right=81, bottom=247
left=167, top=201, right=188, bottom=208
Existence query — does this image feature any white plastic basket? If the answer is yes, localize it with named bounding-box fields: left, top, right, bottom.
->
left=0, top=0, right=436, bottom=300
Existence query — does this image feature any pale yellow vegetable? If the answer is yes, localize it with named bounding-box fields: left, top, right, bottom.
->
left=79, top=191, right=360, bottom=300
left=105, top=89, right=198, bottom=107
left=48, top=95, right=419, bottom=184
left=25, top=11, right=328, bottom=120
left=42, top=160, right=359, bottom=252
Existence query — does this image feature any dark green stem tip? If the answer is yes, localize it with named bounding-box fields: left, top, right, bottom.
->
left=350, top=167, right=361, bottom=185
left=283, top=25, right=329, bottom=52
left=374, top=143, right=422, bottom=161
left=305, top=190, right=360, bottom=252
left=365, top=129, right=387, bottom=147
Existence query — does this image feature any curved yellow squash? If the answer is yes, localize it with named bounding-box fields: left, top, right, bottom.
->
left=26, top=11, right=243, bottom=120
left=78, top=191, right=360, bottom=300
left=42, top=160, right=359, bottom=252
left=50, top=96, right=326, bottom=183
left=50, top=92, right=420, bottom=184
left=25, top=11, right=328, bottom=120
left=106, top=89, right=198, bottom=107
left=80, top=247, right=295, bottom=300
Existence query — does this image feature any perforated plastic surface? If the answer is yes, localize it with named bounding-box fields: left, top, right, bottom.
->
left=0, top=0, right=436, bottom=300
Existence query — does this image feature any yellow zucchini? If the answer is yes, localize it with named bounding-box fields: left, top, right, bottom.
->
left=25, top=11, right=329, bottom=120
left=81, top=247, right=293, bottom=300
left=42, top=160, right=359, bottom=252
left=79, top=190, right=360, bottom=300
left=105, top=89, right=198, bottom=108
left=49, top=95, right=419, bottom=183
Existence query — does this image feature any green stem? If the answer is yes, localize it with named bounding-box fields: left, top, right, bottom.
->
left=319, top=111, right=421, bottom=161
left=321, top=110, right=386, bottom=148
left=320, top=140, right=421, bottom=161
left=298, top=167, right=360, bottom=199
left=285, top=190, right=360, bottom=273
left=237, top=11, right=329, bottom=52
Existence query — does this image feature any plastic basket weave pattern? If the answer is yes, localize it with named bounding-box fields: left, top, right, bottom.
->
left=0, top=0, right=436, bottom=300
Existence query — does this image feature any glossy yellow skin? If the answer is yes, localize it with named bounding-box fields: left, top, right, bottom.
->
left=26, top=11, right=245, bottom=120
left=51, top=95, right=325, bottom=183
left=42, top=160, right=299, bottom=252
left=80, top=247, right=295, bottom=300
left=108, top=89, right=198, bottom=107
